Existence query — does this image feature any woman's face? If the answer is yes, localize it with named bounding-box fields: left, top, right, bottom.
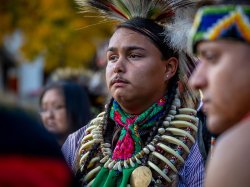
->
left=190, top=40, right=250, bottom=134
left=40, top=88, right=69, bottom=136
left=106, top=28, right=177, bottom=114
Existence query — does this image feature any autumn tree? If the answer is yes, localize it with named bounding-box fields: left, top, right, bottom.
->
left=0, top=0, right=114, bottom=73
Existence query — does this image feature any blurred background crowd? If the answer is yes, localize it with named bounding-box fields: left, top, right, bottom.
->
left=0, top=2, right=114, bottom=185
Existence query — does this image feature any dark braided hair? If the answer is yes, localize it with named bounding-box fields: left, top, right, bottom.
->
left=143, top=73, right=179, bottom=145
left=75, top=98, right=115, bottom=184
left=75, top=142, right=100, bottom=186
left=139, top=73, right=179, bottom=165
left=103, top=98, right=115, bottom=144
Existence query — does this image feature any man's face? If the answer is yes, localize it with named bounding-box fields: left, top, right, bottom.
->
left=190, top=40, right=250, bottom=134
left=106, top=28, right=171, bottom=114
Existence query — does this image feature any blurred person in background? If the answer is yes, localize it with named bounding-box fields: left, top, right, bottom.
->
left=49, top=67, right=108, bottom=116
left=39, top=80, right=92, bottom=146
left=189, top=0, right=250, bottom=186
left=88, top=40, right=110, bottom=114
left=0, top=102, right=77, bottom=187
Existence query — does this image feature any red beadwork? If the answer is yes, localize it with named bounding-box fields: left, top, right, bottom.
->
left=80, top=149, right=86, bottom=155
left=165, top=165, right=170, bottom=170
left=211, top=137, right=216, bottom=145
left=171, top=156, right=177, bottom=161
left=158, top=176, right=163, bottom=180
left=156, top=146, right=164, bottom=154
left=177, top=145, right=183, bottom=150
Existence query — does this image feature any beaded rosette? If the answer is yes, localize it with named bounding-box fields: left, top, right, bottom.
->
left=77, top=95, right=198, bottom=186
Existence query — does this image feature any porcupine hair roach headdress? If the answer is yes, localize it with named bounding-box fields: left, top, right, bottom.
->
left=76, top=0, right=200, bottom=108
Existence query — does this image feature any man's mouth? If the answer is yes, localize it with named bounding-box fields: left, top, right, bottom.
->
left=110, top=77, right=129, bottom=86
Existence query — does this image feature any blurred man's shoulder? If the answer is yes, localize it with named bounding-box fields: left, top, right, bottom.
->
left=205, top=119, right=250, bottom=187
left=223, top=118, right=250, bottom=145
left=217, top=119, right=250, bottom=152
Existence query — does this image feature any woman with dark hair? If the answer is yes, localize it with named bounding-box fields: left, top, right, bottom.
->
left=62, top=0, right=205, bottom=186
left=39, top=80, right=92, bottom=146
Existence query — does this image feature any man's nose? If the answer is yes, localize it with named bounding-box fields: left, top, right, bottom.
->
left=114, top=57, right=126, bottom=73
left=189, top=62, right=208, bottom=90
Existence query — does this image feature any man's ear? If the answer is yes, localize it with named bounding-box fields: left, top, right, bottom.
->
left=164, top=57, right=179, bottom=81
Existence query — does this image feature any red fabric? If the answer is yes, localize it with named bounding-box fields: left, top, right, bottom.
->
left=112, top=111, right=136, bottom=160
left=112, top=130, right=135, bottom=160
left=0, top=155, right=72, bottom=187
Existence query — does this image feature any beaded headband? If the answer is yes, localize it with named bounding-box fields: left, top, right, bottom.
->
left=189, top=5, right=250, bottom=55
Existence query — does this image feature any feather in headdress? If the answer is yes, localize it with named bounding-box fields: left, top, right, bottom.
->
left=75, top=0, right=196, bottom=24
left=163, top=4, right=201, bottom=108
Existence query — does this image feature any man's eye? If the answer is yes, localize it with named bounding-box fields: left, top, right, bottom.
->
left=108, top=55, right=118, bottom=62
left=205, top=53, right=218, bottom=62
left=129, top=53, right=142, bottom=59
left=198, top=51, right=218, bottom=64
